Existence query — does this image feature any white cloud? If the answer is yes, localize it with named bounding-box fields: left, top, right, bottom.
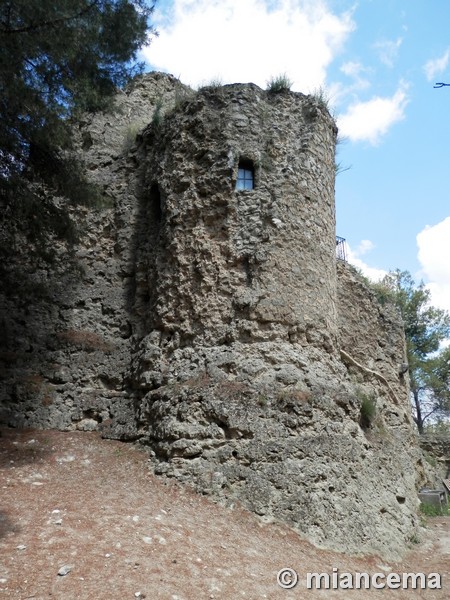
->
left=339, top=60, right=371, bottom=91
left=373, top=37, right=403, bottom=68
left=355, top=239, right=375, bottom=256
left=341, top=61, right=361, bottom=78
left=417, top=217, right=450, bottom=313
left=423, top=49, right=450, bottom=82
left=336, top=82, right=409, bottom=145
left=347, top=240, right=387, bottom=282
left=328, top=61, right=372, bottom=107
left=340, top=61, right=368, bottom=81
left=143, top=0, right=355, bottom=91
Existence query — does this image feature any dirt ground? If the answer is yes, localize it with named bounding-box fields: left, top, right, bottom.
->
left=0, top=427, right=448, bottom=600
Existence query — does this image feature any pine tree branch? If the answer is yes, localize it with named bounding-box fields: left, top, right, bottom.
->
left=0, top=1, right=99, bottom=35
left=422, top=407, right=439, bottom=422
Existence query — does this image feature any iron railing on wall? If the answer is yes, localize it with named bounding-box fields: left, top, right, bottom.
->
left=336, top=236, right=347, bottom=262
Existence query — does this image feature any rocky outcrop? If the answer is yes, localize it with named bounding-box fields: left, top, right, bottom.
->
left=0, top=72, right=425, bottom=559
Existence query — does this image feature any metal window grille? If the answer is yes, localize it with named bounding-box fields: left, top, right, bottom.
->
left=236, top=166, right=254, bottom=190
left=336, top=236, right=348, bottom=261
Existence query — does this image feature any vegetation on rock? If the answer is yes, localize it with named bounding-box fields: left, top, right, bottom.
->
left=266, top=73, right=293, bottom=93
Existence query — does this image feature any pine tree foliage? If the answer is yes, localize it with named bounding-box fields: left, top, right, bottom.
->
left=0, top=0, right=155, bottom=245
left=0, top=0, right=154, bottom=174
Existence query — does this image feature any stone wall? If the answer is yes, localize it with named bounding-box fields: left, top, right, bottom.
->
left=0, top=73, right=187, bottom=439
left=0, top=73, right=426, bottom=559
left=133, top=256, right=423, bottom=559
left=418, top=434, right=450, bottom=488
left=337, top=261, right=412, bottom=428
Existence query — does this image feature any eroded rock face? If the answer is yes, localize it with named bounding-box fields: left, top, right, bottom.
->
left=0, top=72, right=424, bottom=558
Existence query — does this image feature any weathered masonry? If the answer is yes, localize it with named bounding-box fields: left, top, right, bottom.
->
left=132, top=82, right=339, bottom=379
left=0, top=73, right=426, bottom=559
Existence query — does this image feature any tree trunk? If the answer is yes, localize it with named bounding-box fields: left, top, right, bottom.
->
left=413, top=389, right=424, bottom=434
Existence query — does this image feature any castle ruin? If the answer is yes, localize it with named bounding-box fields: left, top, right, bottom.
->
left=0, top=73, right=428, bottom=558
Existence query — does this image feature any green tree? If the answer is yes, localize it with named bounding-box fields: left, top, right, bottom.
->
left=372, top=270, right=450, bottom=433
left=0, top=0, right=155, bottom=243
left=417, top=346, right=450, bottom=428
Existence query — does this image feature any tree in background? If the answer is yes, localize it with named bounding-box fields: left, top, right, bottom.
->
left=0, top=0, right=156, bottom=243
left=372, top=270, right=450, bottom=433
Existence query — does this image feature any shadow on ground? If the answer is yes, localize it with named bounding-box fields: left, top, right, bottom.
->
left=0, top=427, right=55, bottom=470
left=0, top=511, right=20, bottom=540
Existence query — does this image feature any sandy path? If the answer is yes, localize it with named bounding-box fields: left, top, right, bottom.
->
left=0, top=428, right=448, bottom=599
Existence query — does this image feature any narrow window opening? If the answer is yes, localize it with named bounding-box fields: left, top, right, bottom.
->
left=236, top=159, right=254, bottom=191
left=149, top=182, right=162, bottom=222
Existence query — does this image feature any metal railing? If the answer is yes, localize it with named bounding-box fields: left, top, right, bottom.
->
left=336, top=236, right=347, bottom=262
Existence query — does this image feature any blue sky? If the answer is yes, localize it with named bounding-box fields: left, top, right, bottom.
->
left=142, top=0, right=450, bottom=312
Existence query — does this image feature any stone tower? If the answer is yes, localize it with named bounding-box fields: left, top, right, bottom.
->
left=130, top=79, right=419, bottom=560
left=133, top=83, right=339, bottom=389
